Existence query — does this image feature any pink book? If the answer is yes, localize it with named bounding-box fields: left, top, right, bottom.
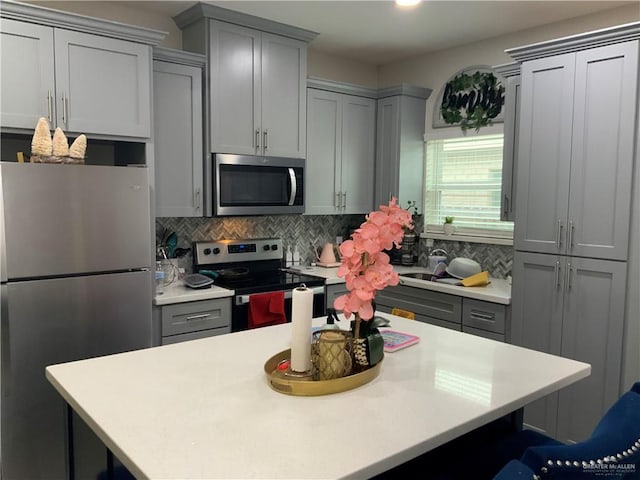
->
left=380, top=329, right=420, bottom=352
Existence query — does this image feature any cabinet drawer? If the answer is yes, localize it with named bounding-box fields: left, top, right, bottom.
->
left=161, top=327, right=229, bottom=345
left=462, top=299, right=506, bottom=334
left=376, top=285, right=462, bottom=324
left=161, top=298, right=231, bottom=336
left=463, top=326, right=505, bottom=342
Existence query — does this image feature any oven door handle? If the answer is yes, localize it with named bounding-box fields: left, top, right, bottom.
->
left=287, top=167, right=297, bottom=206
left=236, top=286, right=324, bottom=306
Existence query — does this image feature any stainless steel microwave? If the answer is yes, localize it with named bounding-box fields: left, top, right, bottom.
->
left=213, top=154, right=305, bottom=216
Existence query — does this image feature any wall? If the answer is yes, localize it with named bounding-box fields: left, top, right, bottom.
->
left=378, top=4, right=639, bottom=135
left=26, top=1, right=184, bottom=48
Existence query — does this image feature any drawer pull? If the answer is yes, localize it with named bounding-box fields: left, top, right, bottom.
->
left=470, top=311, right=495, bottom=321
left=186, top=313, right=212, bottom=321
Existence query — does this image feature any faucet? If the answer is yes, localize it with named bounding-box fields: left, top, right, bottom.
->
left=429, top=248, right=448, bottom=256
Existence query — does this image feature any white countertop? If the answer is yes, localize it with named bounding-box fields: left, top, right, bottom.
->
left=153, top=280, right=234, bottom=306
left=292, top=265, right=512, bottom=305
left=46, top=314, right=588, bottom=480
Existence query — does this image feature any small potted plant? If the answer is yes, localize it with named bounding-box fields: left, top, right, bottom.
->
left=443, top=216, right=455, bottom=235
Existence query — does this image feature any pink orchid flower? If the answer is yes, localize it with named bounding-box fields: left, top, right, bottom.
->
left=333, top=197, right=414, bottom=320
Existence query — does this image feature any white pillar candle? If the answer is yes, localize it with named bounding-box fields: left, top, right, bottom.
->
left=290, top=285, right=313, bottom=372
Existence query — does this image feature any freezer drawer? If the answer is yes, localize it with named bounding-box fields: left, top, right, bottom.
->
left=0, top=162, right=151, bottom=279
left=1, top=271, right=152, bottom=480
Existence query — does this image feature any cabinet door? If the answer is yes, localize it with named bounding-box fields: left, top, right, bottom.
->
left=500, top=74, right=520, bottom=222
left=567, top=41, right=637, bottom=261
left=153, top=60, right=203, bottom=217
left=305, top=89, right=341, bottom=214
left=374, top=96, right=400, bottom=208
left=557, top=257, right=626, bottom=443
left=340, top=95, right=376, bottom=214
left=511, top=252, right=564, bottom=437
left=261, top=32, right=306, bottom=158
left=0, top=19, right=55, bottom=129
left=209, top=20, right=260, bottom=155
left=54, top=29, right=151, bottom=138
left=515, top=54, right=574, bottom=254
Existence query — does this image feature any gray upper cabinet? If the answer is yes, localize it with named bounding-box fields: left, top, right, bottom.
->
left=493, top=62, right=520, bottom=223
left=0, top=3, right=164, bottom=138
left=153, top=49, right=205, bottom=217
left=374, top=85, right=431, bottom=211
left=0, top=19, right=55, bottom=130
left=514, top=41, right=638, bottom=260
left=175, top=5, right=316, bottom=159
left=54, top=30, right=152, bottom=138
left=512, top=251, right=627, bottom=442
left=208, top=21, right=306, bottom=157
left=306, top=83, right=376, bottom=214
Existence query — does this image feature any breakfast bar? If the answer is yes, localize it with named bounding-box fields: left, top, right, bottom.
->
left=46, top=314, right=590, bottom=479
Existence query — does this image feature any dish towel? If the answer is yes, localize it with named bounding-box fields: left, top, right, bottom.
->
left=248, top=291, right=287, bottom=329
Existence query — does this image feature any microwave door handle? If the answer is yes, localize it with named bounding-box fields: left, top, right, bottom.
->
left=288, top=168, right=297, bottom=206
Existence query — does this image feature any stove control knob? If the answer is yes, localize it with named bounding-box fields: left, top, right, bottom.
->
left=263, top=245, right=270, bottom=251
left=203, top=248, right=211, bottom=255
left=213, top=247, right=221, bottom=255
left=270, top=244, right=278, bottom=251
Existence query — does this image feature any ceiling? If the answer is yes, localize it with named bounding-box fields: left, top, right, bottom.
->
left=123, top=1, right=637, bottom=64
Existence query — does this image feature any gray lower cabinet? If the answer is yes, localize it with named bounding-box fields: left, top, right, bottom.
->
left=376, top=285, right=462, bottom=331
left=306, top=84, right=376, bottom=214
left=326, top=284, right=349, bottom=311
left=153, top=48, right=205, bottom=217
left=462, top=298, right=509, bottom=342
left=375, top=285, right=510, bottom=342
left=159, top=298, right=231, bottom=345
left=1, top=17, right=153, bottom=138
left=511, top=251, right=627, bottom=443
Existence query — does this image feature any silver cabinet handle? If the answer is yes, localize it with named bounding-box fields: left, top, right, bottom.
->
left=335, top=192, right=342, bottom=209
left=61, top=93, right=68, bottom=126
left=556, top=220, right=563, bottom=250
left=568, top=221, right=574, bottom=251
left=341, top=192, right=347, bottom=210
left=263, top=129, right=268, bottom=152
left=469, top=311, right=495, bottom=321
left=555, top=261, right=561, bottom=290
left=194, top=188, right=201, bottom=212
left=566, top=262, right=572, bottom=290
left=186, top=313, right=211, bottom=321
left=47, top=90, right=53, bottom=123
left=287, top=168, right=296, bottom=206
left=255, top=129, right=260, bottom=152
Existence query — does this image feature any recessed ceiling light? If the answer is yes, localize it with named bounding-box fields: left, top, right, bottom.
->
left=395, top=0, right=423, bottom=7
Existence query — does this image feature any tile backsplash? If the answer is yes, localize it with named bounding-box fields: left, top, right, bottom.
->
left=157, top=215, right=513, bottom=279
left=156, top=214, right=365, bottom=271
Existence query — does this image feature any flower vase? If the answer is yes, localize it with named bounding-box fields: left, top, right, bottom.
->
left=443, top=223, right=455, bottom=235
left=352, top=314, right=369, bottom=368
left=350, top=310, right=385, bottom=370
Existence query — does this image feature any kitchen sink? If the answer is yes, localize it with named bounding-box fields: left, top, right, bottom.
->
left=400, top=272, right=433, bottom=281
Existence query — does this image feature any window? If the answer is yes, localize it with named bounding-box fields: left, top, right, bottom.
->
left=424, top=131, right=513, bottom=239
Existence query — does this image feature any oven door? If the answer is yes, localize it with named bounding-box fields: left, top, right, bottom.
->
left=232, top=286, right=325, bottom=332
left=214, top=154, right=304, bottom=216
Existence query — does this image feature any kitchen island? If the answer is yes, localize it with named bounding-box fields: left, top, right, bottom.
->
left=46, top=314, right=589, bottom=479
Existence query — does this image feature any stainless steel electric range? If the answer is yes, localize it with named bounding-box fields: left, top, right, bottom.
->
left=193, top=238, right=326, bottom=332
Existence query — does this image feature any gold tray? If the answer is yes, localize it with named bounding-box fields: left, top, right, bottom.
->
left=264, top=349, right=382, bottom=396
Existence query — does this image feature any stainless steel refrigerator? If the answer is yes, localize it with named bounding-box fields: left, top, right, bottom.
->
left=0, top=162, right=153, bottom=479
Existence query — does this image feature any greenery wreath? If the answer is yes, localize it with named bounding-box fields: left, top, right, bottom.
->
left=440, top=71, right=505, bottom=132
